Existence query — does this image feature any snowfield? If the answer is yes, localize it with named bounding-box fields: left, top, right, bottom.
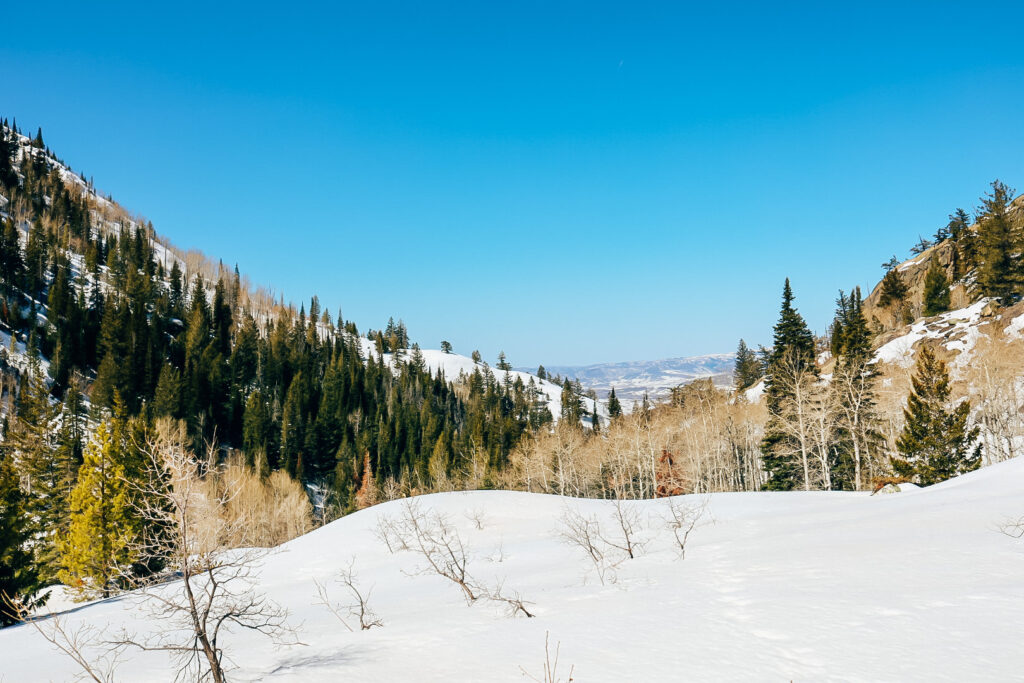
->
left=4, top=458, right=1024, bottom=681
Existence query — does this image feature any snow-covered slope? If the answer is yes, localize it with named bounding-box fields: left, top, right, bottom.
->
left=362, top=340, right=607, bottom=424
left=6, top=457, right=1023, bottom=681
left=535, top=353, right=735, bottom=405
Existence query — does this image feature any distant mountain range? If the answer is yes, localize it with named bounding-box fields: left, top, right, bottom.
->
left=524, top=353, right=735, bottom=405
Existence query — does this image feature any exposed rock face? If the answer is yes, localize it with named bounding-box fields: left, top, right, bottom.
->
left=863, top=194, right=1024, bottom=334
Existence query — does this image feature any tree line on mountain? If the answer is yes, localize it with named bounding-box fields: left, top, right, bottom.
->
left=0, top=122, right=563, bottom=618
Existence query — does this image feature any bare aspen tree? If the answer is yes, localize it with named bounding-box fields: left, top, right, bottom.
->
left=832, top=361, right=878, bottom=490
left=116, top=419, right=297, bottom=683
left=967, top=336, right=1024, bottom=464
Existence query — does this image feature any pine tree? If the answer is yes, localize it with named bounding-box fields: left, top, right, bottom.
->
left=976, top=180, right=1022, bottom=303
left=6, top=358, right=66, bottom=580
left=922, top=259, right=950, bottom=316
left=58, top=421, right=134, bottom=599
left=560, top=379, right=583, bottom=426
left=878, top=268, right=910, bottom=324
left=761, top=279, right=817, bottom=490
left=606, top=387, right=623, bottom=419
left=440, top=340, right=453, bottom=354
left=891, top=346, right=981, bottom=485
left=733, top=339, right=761, bottom=391
left=0, top=445, right=45, bottom=626
left=947, top=208, right=975, bottom=279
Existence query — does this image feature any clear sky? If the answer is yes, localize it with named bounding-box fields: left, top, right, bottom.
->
left=4, top=2, right=1024, bottom=366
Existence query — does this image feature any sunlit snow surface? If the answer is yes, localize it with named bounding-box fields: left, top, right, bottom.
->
left=4, top=458, right=1024, bottom=681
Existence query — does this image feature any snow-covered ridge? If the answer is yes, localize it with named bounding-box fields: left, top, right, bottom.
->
left=361, top=339, right=606, bottom=424
left=5, top=453, right=1023, bottom=680
left=532, top=353, right=735, bottom=405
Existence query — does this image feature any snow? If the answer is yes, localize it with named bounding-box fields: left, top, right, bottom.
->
left=6, top=457, right=1022, bottom=681
left=363, top=343, right=606, bottom=424
left=873, top=299, right=992, bottom=369
left=1006, top=312, right=1024, bottom=339
left=743, top=378, right=765, bottom=403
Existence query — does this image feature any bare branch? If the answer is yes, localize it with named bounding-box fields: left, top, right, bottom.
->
left=662, top=497, right=710, bottom=560
left=314, top=559, right=383, bottom=631
left=519, top=631, right=575, bottom=683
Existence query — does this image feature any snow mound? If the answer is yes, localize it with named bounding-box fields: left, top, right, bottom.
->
left=5, top=458, right=1024, bottom=681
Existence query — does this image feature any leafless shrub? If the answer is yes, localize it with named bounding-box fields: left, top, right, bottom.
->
left=604, top=499, right=647, bottom=560
left=559, top=507, right=619, bottom=585
left=465, top=507, right=488, bottom=530
left=486, top=579, right=535, bottom=618
left=384, top=499, right=479, bottom=604
left=662, top=498, right=709, bottom=559
left=380, top=500, right=535, bottom=615
left=519, top=631, right=574, bottom=683
left=999, top=516, right=1024, bottom=539
left=373, top=515, right=407, bottom=554
left=486, top=540, right=507, bottom=563
left=3, top=598, right=121, bottom=683
left=116, top=419, right=299, bottom=683
left=314, top=559, right=383, bottom=631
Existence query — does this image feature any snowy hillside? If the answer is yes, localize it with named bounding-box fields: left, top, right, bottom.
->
left=535, top=353, right=735, bottom=405
left=6, top=457, right=1023, bottom=681
left=364, top=340, right=607, bottom=425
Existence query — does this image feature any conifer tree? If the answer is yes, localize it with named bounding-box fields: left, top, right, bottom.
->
left=761, top=279, right=817, bottom=490
left=0, top=445, right=45, bottom=626
left=734, top=339, right=761, bottom=391
left=606, top=387, right=623, bottom=419
left=878, top=268, right=910, bottom=324
left=891, top=346, right=981, bottom=485
left=440, top=340, right=452, bottom=354
left=58, top=421, right=133, bottom=599
left=560, top=378, right=583, bottom=426
left=6, top=358, right=65, bottom=580
left=947, top=208, right=974, bottom=279
left=976, top=180, right=1021, bottom=303
left=922, top=259, right=951, bottom=316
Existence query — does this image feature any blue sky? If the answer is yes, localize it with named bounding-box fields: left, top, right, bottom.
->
left=4, top=2, right=1024, bottom=366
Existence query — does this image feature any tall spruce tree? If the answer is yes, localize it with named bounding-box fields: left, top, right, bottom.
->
left=761, top=279, right=817, bottom=490
left=891, top=346, right=981, bottom=485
